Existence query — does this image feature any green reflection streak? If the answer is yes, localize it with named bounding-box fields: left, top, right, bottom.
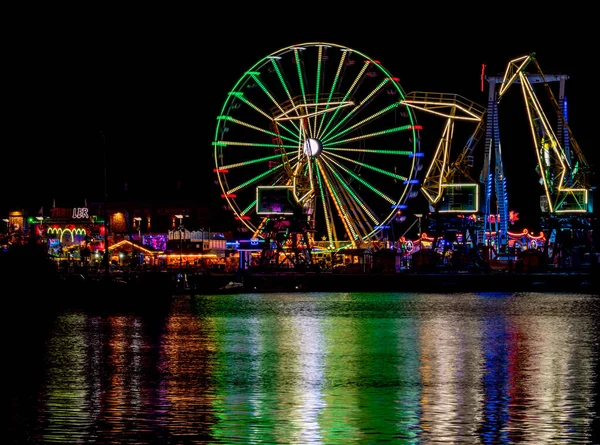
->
left=320, top=316, right=421, bottom=443
left=197, top=294, right=423, bottom=443
left=42, top=312, right=90, bottom=445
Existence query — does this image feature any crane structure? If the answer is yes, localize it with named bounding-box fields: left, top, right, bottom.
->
left=485, top=53, right=594, bottom=262
left=402, top=92, right=485, bottom=211
left=401, top=92, right=486, bottom=261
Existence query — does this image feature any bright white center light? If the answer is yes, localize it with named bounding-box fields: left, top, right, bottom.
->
left=303, top=138, right=322, bottom=157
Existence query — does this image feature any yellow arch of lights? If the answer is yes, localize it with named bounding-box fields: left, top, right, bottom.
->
left=46, top=227, right=87, bottom=243
left=108, top=240, right=160, bottom=256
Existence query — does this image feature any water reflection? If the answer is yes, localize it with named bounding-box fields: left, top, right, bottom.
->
left=8, top=291, right=600, bottom=444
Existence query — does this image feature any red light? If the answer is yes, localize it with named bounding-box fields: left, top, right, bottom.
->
left=409, top=125, right=423, bottom=131
left=235, top=215, right=251, bottom=220
left=214, top=168, right=229, bottom=173
left=221, top=193, right=236, bottom=198
left=481, top=64, right=486, bottom=92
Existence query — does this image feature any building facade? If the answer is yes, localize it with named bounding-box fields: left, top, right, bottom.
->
left=2, top=199, right=239, bottom=273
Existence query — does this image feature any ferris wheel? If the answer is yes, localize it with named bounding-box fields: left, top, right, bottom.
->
left=213, top=42, right=423, bottom=250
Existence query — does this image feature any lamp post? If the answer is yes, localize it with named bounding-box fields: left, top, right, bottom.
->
left=100, top=130, right=110, bottom=280
left=415, top=214, right=422, bottom=239
left=134, top=217, right=142, bottom=267
left=175, top=214, right=184, bottom=269
left=35, top=216, right=46, bottom=245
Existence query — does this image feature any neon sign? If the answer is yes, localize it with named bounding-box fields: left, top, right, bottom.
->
left=49, top=207, right=90, bottom=219
left=72, top=208, right=90, bottom=219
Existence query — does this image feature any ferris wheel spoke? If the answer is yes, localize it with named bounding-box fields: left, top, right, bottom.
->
left=325, top=147, right=415, bottom=156
left=290, top=45, right=335, bottom=140
left=228, top=89, right=302, bottom=145
left=314, top=48, right=349, bottom=139
left=271, top=49, right=350, bottom=143
left=319, top=157, right=382, bottom=224
left=314, top=164, right=337, bottom=248
left=246, top=69, right=302, bottom=135
left=229, top=93, right=275, bottom=121
left=323, top=122, right=415, bottom=147
left=319, top=79, right=392, bottom=143
left=333, top=178, right=378, bottom=241
left=274, top=120, right=303, bottom=143
left=324, top=153, right=407, bottom=192
left=292, top=47, right=310, bottom=114
left=316, top=59, right=371, bottom=140
left=334, top=180, right=378, bottom=238
left=267, top=51, right=319, bottom=137
left=321, top=100, right=401, bottom=145
left=216, top=115, right=280, bottom=140
left=239, top=200, right=257, bottom=217
left=318, top=164, right=362, bottom=245
left=218, top=153, right=287, bottom=171
left=309, top=45, right=328, bottom=138
left=318, top=159, right=383, bottom=243
left=226, top=164, right=285, bottom=195
left=265, top=56, right=297, bottom=107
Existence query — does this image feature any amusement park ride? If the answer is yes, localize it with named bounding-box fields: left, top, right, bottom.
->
left=400, top=52, right=594, bottom=266
left=399, top=91, right=486, bottom=262
left=486, top=54, right=593, bottom=262
left=213, top=44, right=595, bottom=270
left=213, top=42, right=423, bottom=269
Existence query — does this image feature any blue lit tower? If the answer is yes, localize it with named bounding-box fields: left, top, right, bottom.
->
left=480, top=75, right=509, bottom=251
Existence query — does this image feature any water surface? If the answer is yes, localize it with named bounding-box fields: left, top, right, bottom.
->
left=7, top=291, right=600, bottom=444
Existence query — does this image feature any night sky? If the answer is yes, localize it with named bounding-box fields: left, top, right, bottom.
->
left=3, top=16, right=594, bottom=231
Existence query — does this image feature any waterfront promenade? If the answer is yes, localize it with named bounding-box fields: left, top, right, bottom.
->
left=3, top=241, right=597, bottom=305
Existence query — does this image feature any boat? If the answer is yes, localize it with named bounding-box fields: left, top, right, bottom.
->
left=215, top=281, right=245, bottom=294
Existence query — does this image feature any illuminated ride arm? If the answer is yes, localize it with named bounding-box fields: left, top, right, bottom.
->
left=498, top=53, right=592, bottom=214
left=401, top=91, right=485, bottom=212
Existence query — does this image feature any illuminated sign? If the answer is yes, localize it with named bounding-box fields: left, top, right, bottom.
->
left=72, top=208, right=90, bottom=219
left=50, top=207, right=91, bottom=219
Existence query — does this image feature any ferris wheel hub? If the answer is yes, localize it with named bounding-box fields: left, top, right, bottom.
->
left=303, top=138, right=323, bottom=158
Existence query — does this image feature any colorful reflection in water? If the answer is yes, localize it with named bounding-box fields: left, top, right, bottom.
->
left=7, top=291, right=600, bottom=444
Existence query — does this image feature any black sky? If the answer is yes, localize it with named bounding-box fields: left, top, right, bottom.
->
left=3, top=15, right=595, bottom=230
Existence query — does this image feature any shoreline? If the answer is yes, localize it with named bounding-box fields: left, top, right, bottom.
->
left=189, top=269, right=598, bottom=295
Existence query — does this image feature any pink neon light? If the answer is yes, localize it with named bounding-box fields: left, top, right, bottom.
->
left=481, top=64, right=486, bottom=92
